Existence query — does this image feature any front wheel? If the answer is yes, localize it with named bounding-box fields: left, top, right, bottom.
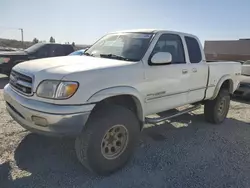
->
left=75, top=104, right=140, bottom=175
left=204, top=89, right=230, bottom=124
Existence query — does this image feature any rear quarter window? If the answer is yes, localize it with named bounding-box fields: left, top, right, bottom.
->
left=185, top=36, right=202, bottom=63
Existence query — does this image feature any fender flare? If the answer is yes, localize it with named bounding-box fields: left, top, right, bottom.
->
left=210, top=74, right=234, bottom=100
left=87, top=86, right=145, bottom=121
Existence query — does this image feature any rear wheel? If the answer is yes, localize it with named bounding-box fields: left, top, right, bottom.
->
left=75, top=104, right=140, bottom=175
left=204, top=89, right=230, bottom=124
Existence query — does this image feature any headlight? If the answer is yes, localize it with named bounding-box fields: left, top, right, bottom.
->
left=55, top=81, right=79, bottom=99
left=0, top=57, right=11, bottom=64
left=37, top=80, right=78, bottom=99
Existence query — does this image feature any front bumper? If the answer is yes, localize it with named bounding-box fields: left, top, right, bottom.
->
left=3, top=84, right=95, bottom=136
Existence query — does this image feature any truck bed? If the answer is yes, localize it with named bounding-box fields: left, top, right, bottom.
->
left=205, top=61, right=241, bottom=99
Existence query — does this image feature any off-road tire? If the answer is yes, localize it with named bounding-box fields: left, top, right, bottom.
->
left=204, top=89, right=230, bottom=124
left=75, top=104, right=140, bottom=175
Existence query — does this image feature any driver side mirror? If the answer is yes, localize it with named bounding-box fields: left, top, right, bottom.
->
left=151, top=52, right=172, bottom=65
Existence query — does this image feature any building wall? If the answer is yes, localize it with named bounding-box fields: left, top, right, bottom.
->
left=204, top=40, right=250, bottom=61
left=206, top=53, right=250, bottom=61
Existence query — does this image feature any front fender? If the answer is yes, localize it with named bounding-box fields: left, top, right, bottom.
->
left=87, top=86, right=145, bottom=121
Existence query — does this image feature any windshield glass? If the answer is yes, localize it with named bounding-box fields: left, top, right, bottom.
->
left=25, top=43, right=45, bottom=53
left=85, top=32, right=153, bottom=61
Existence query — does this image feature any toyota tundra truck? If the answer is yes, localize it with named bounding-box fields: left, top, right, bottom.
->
left=3, top=29, right=241, bottom=175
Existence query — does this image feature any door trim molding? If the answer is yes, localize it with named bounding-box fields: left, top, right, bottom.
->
left=145, top=90, right=187, bottom=102
left=145, top=85, right=215, bottom=102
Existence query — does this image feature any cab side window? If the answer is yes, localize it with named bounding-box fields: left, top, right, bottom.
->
left=185, top=36, right=202, bottom=63
left=150, top=34, right=185, bottom=64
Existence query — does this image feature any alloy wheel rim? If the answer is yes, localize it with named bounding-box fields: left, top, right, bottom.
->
left=218, top=98, right=227, bottom=116
left=101, top=124, right=129, bottom=160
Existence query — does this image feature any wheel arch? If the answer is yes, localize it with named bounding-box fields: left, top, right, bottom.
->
left=87, top=86, right=145, bottom=129
left=211, top=75, right=234, bottom=100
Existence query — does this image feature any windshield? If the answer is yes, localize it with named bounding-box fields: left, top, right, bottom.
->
left=25, top=43, right=45, bottom=53
left=85, top=32, right=153, bottom=61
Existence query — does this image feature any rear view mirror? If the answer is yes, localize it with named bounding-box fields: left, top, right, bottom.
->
left=151, top=52, right=172, bottom=64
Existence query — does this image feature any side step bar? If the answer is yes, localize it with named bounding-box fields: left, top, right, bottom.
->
left=145, top=104, right=201, bottom=124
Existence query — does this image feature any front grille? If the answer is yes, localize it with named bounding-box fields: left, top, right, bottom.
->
left=9, top=70, right=33, bottom=95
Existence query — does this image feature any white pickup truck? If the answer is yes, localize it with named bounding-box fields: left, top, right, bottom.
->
left=4, top=29, right=241, bottom=175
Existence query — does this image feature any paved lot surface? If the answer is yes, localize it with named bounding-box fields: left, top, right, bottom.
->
left=0, top=75, right=250, bottom=188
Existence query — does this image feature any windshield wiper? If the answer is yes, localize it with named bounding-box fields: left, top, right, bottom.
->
left=100, top=54, right=135, bottom=61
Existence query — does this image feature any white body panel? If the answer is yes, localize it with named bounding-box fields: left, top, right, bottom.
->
left=187, top=62, right=208, bottom=103
left=9, top=29, right=241, bottom=119
left=205, top=62, right=241, bottom=99
left=142, top=63, right=190, bottom=115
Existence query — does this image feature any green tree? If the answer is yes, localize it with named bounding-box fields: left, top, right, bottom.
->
left=49, top=36, right=55, bottom=43
left=32, top=38, right=39, bottom=44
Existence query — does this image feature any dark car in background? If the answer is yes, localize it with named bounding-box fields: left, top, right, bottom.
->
left=0, top=43, right=74, bottom=76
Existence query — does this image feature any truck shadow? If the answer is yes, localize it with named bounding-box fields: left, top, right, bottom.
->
left=1, top=134, right=98, bottom=188
left=2, top=113, right=250, bottom=188
left=232, top=96, right=250, bottom=105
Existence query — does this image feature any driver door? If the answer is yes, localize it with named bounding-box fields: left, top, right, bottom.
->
left=142, top=33, right=190, bottom=115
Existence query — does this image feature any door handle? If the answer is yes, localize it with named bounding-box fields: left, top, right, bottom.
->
left=192, top=68, right=197, bottom=73
left=182, top=69, right=188, bottom=74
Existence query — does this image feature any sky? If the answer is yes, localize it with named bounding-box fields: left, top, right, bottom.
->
left=1, top=0, right=250, bottom=45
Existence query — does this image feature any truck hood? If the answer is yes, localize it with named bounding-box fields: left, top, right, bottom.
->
left=0, top=50, right=27, bottom=56
left=13, top=55, right=136, bottom=78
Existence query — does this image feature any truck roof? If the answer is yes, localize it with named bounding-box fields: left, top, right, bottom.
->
left=111, top=29, right=197, bottom=38
left=37, top=43, right=73, bottom=46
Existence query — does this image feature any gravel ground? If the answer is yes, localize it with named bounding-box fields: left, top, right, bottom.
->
left=0, top=75, right=250, bottom=188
